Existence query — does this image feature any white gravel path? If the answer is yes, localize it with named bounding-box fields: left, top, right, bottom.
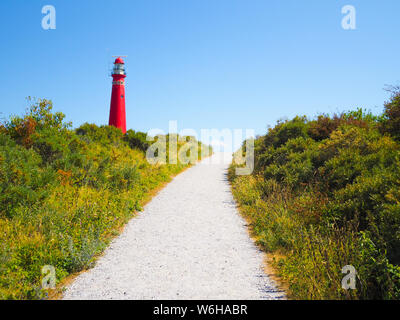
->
left=63, top=153, right=285, bottom=300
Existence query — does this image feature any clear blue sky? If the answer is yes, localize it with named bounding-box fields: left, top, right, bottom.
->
left=0, top=0, right=399, bottom=137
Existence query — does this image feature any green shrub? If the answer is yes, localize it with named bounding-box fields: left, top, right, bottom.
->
left=124, top=130, right=149, bottom=152
left=76, top=122, right=124, bottom=146
left=264, top=116, right=309, bottom=149
left=0, top=134, right=55, bottom=219
left=0, top=99, right=211, bottom=299
left=230, top=96, right=400, bottom=300
left=380, top=86, right=400, bottom=141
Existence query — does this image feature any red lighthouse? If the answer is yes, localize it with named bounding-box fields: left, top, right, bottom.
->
left=109, top=57, right=127, bottom=134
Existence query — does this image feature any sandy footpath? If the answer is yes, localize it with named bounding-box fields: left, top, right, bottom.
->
left=63, top=153, right=285, bottom=300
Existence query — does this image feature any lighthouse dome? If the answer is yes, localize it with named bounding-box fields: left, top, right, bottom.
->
left=114, top=57, right=124, bottom=64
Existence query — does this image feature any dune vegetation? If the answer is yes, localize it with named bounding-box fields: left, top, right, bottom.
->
left=0, top=99, right=211, bottom=299
left=229, top=87, right=400, bottom=299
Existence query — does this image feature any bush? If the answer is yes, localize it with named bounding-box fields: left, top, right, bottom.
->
left=124, top=130, right=149, bottom=152
left=0, top=134, right=55, bottom=218
left=76, top=123, right=124, bottom=146
left=0, top=99, right=210, bottom=299
left=381, top=86, right=400, bottom=141
left=230, top=94, right=400, bottom=299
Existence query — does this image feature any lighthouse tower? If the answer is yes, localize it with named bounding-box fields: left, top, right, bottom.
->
left=109, top=57, right=127, bottom=134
